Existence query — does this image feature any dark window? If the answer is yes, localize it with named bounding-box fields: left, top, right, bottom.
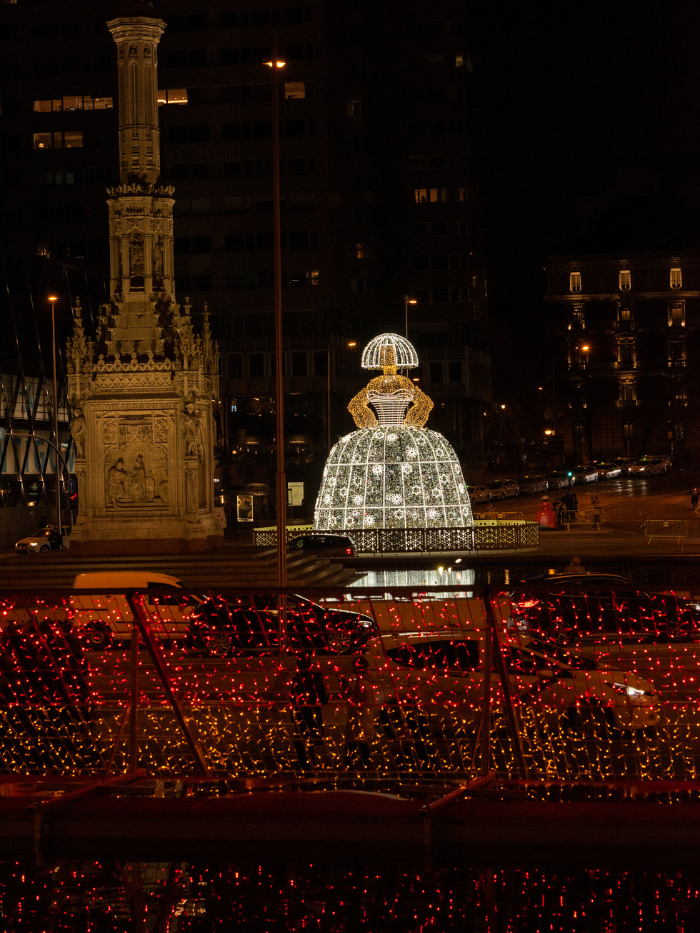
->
left=225, top=234, right=245, bottom=251
left=411, top=223, right=427, bottom=236
left=313, top=350, right=328, bottom=376
left=448, top=361, right=462, bottom=383
left=220, top=48, right=239, bottom=65
left=191, top=163, right=209, bottom=178
left=284, top=43, right=304, bottom=61
left=192, top=236, right=212, bottom=253
left=172, top=164, right=189, bottom=179
left=411, top=256, right=430, bottom=271
left=191, top=273, right=212, bottom=290
left=222, top=123, right=241, bottom=140
left=431, top=254, right=449, bottom=270
left=432, top=288, right=449, bottom=302
left=429, top=362, right=443, bottom=384
left=219, top=12, right=238, bottom=26
left=224, top=161, right=242, bottom=176
left=188, top=13, right=206, bottom=28
left=430, top=222, right=447, bottom=236
left=174, top=237, right=191, bottom=254
left=254, top=121, right=272, bottom=138
left=175, top=273, right=191, bottom=291
left=250, top=9, right=270, bottom=25
left=408, top=122, right=425, bottom=137
left=249, top=352, right=265, bottom=377
left=287, top=158, right=305, bottom=174
left=227, top=353, right=243, bottom=378
left=190, top=125, right=209, bottom=142
left=288, top=232, right=309, bottom=249
left=167, top=51, right=188, bottom=68
left=188, top=50, right=208, bottom=67
left=292, top=351, right=308, bottom=376
left=168, top=126, right=189, bottom=143
left=285, top=119, right=306, bottom=136
left=256, top=233, right=274, bottom=250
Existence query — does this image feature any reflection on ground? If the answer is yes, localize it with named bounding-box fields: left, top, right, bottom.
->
left=0, top=859, right=698, bottom=931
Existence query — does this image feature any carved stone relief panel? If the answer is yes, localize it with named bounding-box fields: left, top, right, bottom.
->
left=99, top=409, right=173, bottom=512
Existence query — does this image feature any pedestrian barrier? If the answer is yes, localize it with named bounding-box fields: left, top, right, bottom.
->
left=644, top=519, right=688, bottom=547
left=253, top=524, right=313, bottom=546
left=559, top=507, right=605, bottom=530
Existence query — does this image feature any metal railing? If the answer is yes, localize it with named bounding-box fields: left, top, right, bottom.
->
left=254, top=522, right=540, bottom=553
left=644, top=519, right=688, bottom=545
left=560, top=507, right=605, bottom=530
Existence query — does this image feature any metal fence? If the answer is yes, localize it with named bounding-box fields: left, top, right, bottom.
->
left=254, top=522, right=540, bottom=553
left=0, top=583, right=699, bottom=787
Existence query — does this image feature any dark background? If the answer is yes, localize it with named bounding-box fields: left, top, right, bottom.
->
left=471, top=0, right=700, bottom=399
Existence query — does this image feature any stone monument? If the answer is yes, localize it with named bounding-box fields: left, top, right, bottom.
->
left=66, top=7, right=222, bottom=554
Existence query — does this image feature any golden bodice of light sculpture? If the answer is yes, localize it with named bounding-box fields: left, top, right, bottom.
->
left=348, top=358, right=434, bottom=429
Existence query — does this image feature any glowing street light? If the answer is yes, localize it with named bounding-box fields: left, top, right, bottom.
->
left=48, top=295, right=62, bottom=537
left=404, top=295, right=417, bottom=338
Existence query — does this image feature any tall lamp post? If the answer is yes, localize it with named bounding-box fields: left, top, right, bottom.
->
left=266, top=52, right=286, bottom=587
left=404, top=295, right=417, bottom=338
left=48, top=295, right=62, bottom=537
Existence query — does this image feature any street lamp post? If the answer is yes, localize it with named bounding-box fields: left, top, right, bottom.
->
left=404, top=295, right=417, bottom=339
left=48, top=295, right=62, bottom=537
left=266, top=52, right=287, bottom=588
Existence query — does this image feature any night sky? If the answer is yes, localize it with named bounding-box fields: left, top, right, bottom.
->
left=471, top=0, right=700, bottom=397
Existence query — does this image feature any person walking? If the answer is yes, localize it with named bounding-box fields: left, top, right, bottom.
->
left=289, top=654, right=329, bottom=772
left=691, top=488, right=699, bottom=511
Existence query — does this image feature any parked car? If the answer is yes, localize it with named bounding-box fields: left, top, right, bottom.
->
left=569, top=464, right=598, bottom=485
left=593, top=461, right=622, bottom=480
left=70, top=571, right=200, bottom=649
left=514, top=475, right=548, bottom=496
left=485, top=479, right=519, bottom=500
left=613, top=457, right=635, bottom=474
left=507, top=574, right=700, bottom=647
left=288, top=533, right=356, bottom=558
left=467, top=484, right=492, bottom=504
left=364, top=629, right=660, bottom=733
left=546, top=470, right=572, bottom=490
left=187, top=593, right=377, bottom=657
left=640, top=454, right=672, bottom=471
left=628, top=457, right=667, bottom=476
left=15, top=527, right=61, bottom=553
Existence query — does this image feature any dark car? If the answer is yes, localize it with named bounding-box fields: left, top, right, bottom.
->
left=288, top=533, right=356, bottom=557
left=187, top=593, right=377, bottom=657
left=508, top=573, right=700, bottom=646
left=485, top=479, right=519, bottom=500
left=546, top=470, right=572, bottom=490
left=515, top=475, right=548, bottom=496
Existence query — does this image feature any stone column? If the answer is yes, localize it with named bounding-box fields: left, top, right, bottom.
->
left=106, top=16, right=165, bottom=184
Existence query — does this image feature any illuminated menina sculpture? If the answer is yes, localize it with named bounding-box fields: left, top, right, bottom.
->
left=314, top=334, right=473, bottom=530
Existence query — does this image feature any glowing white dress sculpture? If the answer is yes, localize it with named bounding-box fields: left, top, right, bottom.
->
left=314, top=334, right=473, bottom=530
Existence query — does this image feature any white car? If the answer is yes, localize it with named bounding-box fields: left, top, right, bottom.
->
left=15, top=528, right=56, bottom=553
left=628, top=457, right=667, bottom=476
left=467, top=484, right=491, bottom=503
left=364, top=629, right=659, bottom=733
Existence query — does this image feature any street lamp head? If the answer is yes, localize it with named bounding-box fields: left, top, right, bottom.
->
left=407, top=299, right=417, bottom=305
left=580, top=344, right=590, bottom=352
left=48, top=295, right=58, bottom=303
left=265, top=60, right=286, bottom=68
left=348, top=341, right=357, bottom=347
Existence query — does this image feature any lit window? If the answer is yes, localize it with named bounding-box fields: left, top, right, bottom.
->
left=455, top=54, right=464, bottom=67
left=620, top=381, right=636, bottom=403
left=670, top=267, right=682, bottom=289
left=571, top=307, right=585, bottom=327
left=569, top=271, right=581, bottom=293
left=33, top=96, right=112, bottom=112
left=414, top=187, right=447, bottom=203
left=619, top=306, right=631, bottom=321
left=157, top=88, right=189, bottom=105
left=668, top=302, right=685, bottom=327
left=347, top=100, right=362, bottom=117
left=619, top=270, right=631, bottom=291
left=458, top=187, right=467, bottom=201
left=33, top=130, right=82, bottom=149
left=285, top=82, right=305, bottom=99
